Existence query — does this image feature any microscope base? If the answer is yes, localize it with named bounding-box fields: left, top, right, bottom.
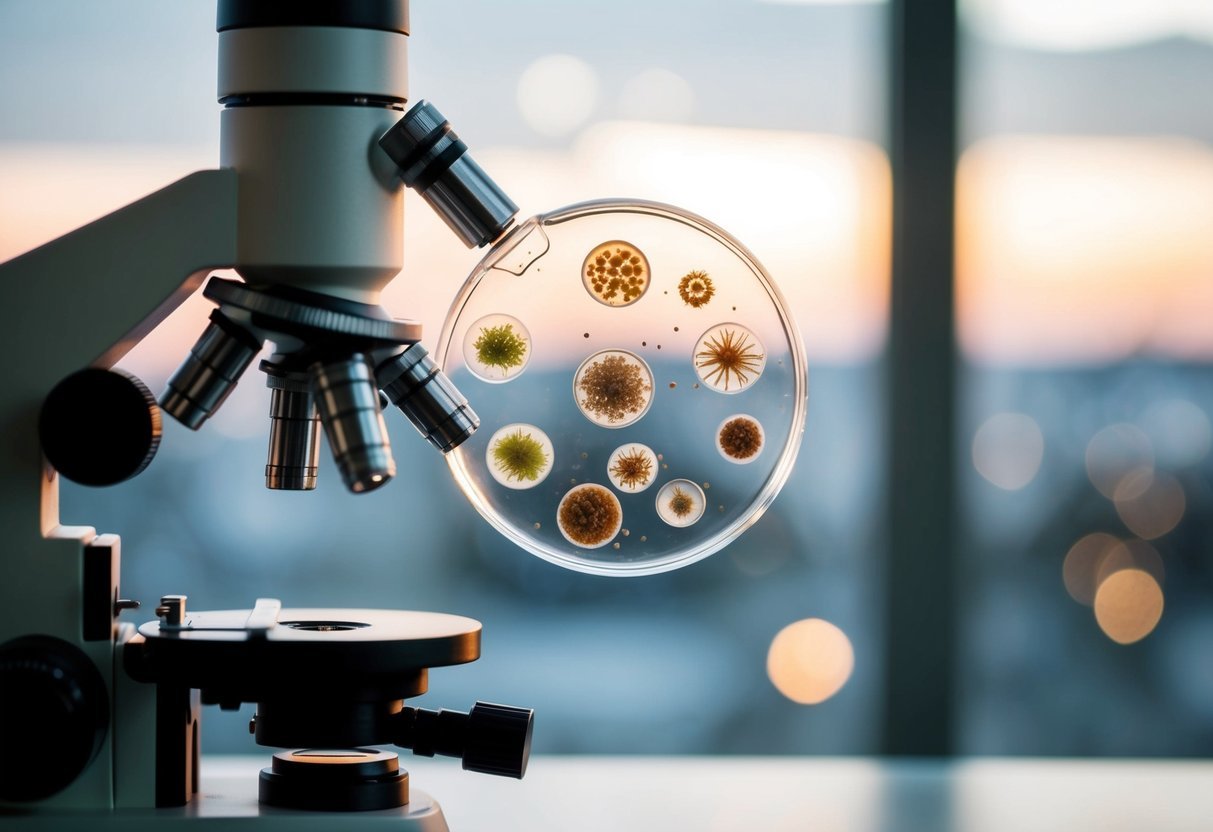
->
left=0, top=770, right=449, bottom=831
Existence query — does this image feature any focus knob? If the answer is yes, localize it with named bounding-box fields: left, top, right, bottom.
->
left=396, top=700, right=534, bottom=779
left=40, top=368, right=161, bottom=486
left=0, top=636, right=110, bottom=802
left=464, top=701, right=534, bottom=779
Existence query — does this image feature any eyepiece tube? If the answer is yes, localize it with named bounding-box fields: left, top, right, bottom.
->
left=265, top=369, right=321, bottom=490
left=160, top=310, right=262, bottom=429
left=379, top=100, right=518, bottom=248
left=309, top=355, right=395, bottom=493
left=377, top=344, right=478, bottom=454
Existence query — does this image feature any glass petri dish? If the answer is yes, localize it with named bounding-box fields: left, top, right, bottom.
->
left=436, top=199, right=807, bottom=576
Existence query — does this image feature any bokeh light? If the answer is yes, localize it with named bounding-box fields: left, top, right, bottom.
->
left=1113, top=469, right=1185, bottom=540
left=1062, top=532, right=1120, bottom=606
left=1093, top=569, right=1165, bottom=645
left=1096, top=538, right=1165, bottom=591
left=1085, top=423, right=1154, bottom=499
left=618, top=68, right=696, bottom=124
left=767, top=618, right=855, bottom=705
left=516, top=54, right=599, bottom=138
left=971, top=411, right=1044, bottom=490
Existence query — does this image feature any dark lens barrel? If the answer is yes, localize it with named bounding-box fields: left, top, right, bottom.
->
left=379, top=100, right=518, bottom=248
left=309, top=355, right=395, bottom=493
left=265, top=371, right=321, bottom=490
left=378, top=344, right=478, bottom=454
left=160, top=310, right=262, bottom=430
left=217, top=0, right=410, bottom=34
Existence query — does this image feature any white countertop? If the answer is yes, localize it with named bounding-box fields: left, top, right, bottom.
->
left=207, top=754, right=1213, bottom=832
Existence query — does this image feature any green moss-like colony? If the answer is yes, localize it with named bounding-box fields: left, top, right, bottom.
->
left=491, top=429, right=548, bottom=482
left=473, top=323, right=528, bottom=373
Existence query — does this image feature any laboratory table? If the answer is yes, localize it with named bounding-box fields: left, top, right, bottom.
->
left=6, top=756, right=1208, bottom=831
left=226, top=754, right=1213, bottom=831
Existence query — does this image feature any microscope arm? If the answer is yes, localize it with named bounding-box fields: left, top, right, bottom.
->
left=0, top=168, right=236, bottom=645
left=0, top=168, right=237, bottom=539
left=0, top=167, right=237, bottom=810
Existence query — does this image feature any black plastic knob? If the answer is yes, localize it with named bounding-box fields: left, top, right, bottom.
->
left=0, top=636, right=110, bottom=802
left=396, top=700, right=534, bottom=780
left=39, top=367, right=161, bottom=486
left=464, top=702, right=534, bottom=779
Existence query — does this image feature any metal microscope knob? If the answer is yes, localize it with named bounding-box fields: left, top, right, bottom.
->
left=396, top=701, right=534, bottom=779
left=39, top=367, right=161, bottom=486
left=0, top=636, right=110, bottom=802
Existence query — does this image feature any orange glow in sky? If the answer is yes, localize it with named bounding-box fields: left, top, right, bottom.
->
left=957, top=136, right=1213, bottom=365
left=7, top=128, right=1213, bottom=372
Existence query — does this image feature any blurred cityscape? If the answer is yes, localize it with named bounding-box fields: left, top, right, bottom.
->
left=1, top=0, right=1211, bottom=756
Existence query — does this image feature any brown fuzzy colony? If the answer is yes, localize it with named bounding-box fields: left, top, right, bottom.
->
left=719, top=417, right=763, bottom=460
left=558, top=485, right=621, bottom=546
left=668, top=486, right=695, bottom=518
left=578, top=354, right=652, bottom=423
left=610, top=448, right=653, bottom=490
left=695, top=327, right=764, bottom=391
left=584, top=241, right=648, bottom=306
left=678, top=270, right=716, bottom=308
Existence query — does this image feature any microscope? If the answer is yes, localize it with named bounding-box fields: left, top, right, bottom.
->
left=1, top=0, right=813, bottom=825
left=0, top=2, right=534, bottom=827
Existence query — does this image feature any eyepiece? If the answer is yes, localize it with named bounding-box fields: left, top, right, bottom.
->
left=264, top=368, right=321, bottom=490
left=309, top=355, right=395, bottom=493
left=377, top=344, right=478, bottom=453
left=160, top=310, right=262, bottom=430
left=379, top=100, right=518, bottom=248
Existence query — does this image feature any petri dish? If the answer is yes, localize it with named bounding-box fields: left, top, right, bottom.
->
left=437, top=199, right=807, bottom=576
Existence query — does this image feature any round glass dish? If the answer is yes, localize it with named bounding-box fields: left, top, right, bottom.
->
left=437, top=199, right=807, bottom=576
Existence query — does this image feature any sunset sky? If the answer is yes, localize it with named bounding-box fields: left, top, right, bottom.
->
left=2, top=0, right=1212, bottom=369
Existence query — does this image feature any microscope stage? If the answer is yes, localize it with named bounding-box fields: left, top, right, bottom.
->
left=128, top=608, right=482, bottom=703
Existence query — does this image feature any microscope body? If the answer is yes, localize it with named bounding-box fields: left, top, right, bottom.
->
left=0, top=2, right=528, bottom=823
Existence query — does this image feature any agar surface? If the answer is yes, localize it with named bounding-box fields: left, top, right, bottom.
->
left=578, top=353, right=652, bottom=424
left=719, top=416, right=763, bottom=461
left=678, top=270, right=715, bottom=308
left=491, top=428, right=548, bottom=483
left=610, top=447, right=654, bottom=490
left=695, top=326, right=764, bottom=392
left=583, top=241, right=649, bottom=306
left=558, top=484, right=621, bottom=547
left=473, top=323, right=528, bottom=373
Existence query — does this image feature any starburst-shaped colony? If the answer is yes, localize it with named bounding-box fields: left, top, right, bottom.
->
left=610, top=447, right=654, bottom=490
left=694, top=326, right=765, bottom=392
left=678, top=270, right=715, bottom=308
